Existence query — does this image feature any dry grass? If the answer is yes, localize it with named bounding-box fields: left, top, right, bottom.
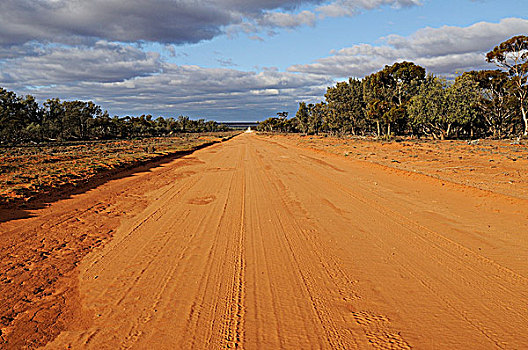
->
left=0, top=132, right=237, bottom=204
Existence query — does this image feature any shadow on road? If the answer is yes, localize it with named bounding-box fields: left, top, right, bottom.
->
left=0, top=142, right=217, bottom=224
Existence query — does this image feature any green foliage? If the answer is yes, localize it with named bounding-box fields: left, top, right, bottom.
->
left=408, top=76, right=449, bottom=139
left=462, top=70, right=517, bottom=138
left=282, top=36, right=528, bottom=140
left=446, top=74, right=482, bottom=138
left=362, top=61, right=426, bottom=138
left=257, top=111, right=295, bottom=133
left=324, top=78, right=365, bottom=135
left=0, top=89, right=229, bottom=144
left=295, top=102, right=310, bottom=134
left=0, top=88, right=42, bottom=143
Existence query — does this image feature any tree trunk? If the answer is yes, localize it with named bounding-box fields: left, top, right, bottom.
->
left=376, top=121, right=380, bottom=138
left=387, top=123, right=391, bottom=140
left=522, top=105, right=528, bottom=136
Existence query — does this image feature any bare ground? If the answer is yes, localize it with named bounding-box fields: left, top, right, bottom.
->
left=1, top=133, right=527, bottom=349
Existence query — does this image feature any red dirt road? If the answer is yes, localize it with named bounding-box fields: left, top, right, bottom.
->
left=2, top=133, right=528, bottom=349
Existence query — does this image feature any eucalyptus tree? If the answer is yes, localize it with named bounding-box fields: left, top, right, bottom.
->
left=408, top=74, right=481, bottom=139
left=295, top=101, right=310, bottom=134
left=91, top=111, right=113, bottom=139
left=408, top=76, right=450, bottom=139
left=487, top=36, right=528, bottom=136
left=61, top=100, right=103, bottom=140
left=363, top=61, right=425, bottom=138
left=362, top=71, right=392, bottom=137
left=325, top=78, right=365, bottom=135
left=177, top=115, right=191, bottom=133
left=386, top=61, right=426, bottom=106
left=323, top=106, right=342, bottom=135
left=257, top=113, right=291, bottom=133
left=463, top=70, right=517, bottom=138
left=43, top=98, right=66, bottom=140
left=446, top=74, right=482, bottom=138
left=387, top=61, right=426, bottom=135
left=307, top=103, right=324, bottom=134
left=0, top=88, right=42, bottom=143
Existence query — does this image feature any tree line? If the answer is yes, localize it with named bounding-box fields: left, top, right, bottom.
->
left=258, top=36, right=528, bottom=140
left=0, top=90, right=230, bottom=144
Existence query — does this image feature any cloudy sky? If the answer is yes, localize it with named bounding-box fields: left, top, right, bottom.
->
left=0, top=0, right=527, bottom=121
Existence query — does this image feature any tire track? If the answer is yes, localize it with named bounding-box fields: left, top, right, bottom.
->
left=182, top=146, right=242, bottom=349
left=221, top=148, right=246, bottom=349
left=27, top=133, right=528, bottom=349
left=260, top=135, right=528, bottom=348
left=249, top=139, right=366, bottom=349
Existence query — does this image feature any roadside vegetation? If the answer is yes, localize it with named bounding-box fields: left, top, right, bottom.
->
left=258, top=36, right=528, bottom=140
left=0, top=84, right=239, bottom=204
left=0, top=93, right=230, bottom=145
left=268, top=133, right=528, bottom=200
left=0, top=133, right=237, bottom=205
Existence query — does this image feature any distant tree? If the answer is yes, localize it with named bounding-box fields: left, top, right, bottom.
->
left=276, top=111, right=288, bottom=119
left=362, top=72, right=392, bottom=137
left=91, top=111, right=112, bottom=139
left=109, top=116, right=126, bottom=138
left=257, top=117, right=279, bottom=132
left=308, top=102, right=325, bottom=135
left=0, top=88, right=42, bottom=143
left=323, top=107, right=341, bottom=135
left=295, top=102, right=310, bottom=134
left=364, top=97, right=392, bottom=137
left=487, top=35, right=528, bottom=136
left=62, top=100, right=102, bottom=139
left=196, top=118, right=207, bottom=132
left=43, top=98, right=65, bottom=140
left=275, top=112, right=290, bottom=132
left=164, top=117, right=178, bottom=134
left=386, top=61, right=426, bottom=105
left=205, top=120, right=218, bottom=132
left=325, top=78, right=365, bottom=135
left=387, top=61, right=426, bottom=135
left=257, top=112, right=294, bottom=133
left=408, top=76, right=451, bottom=139
left=363, top=61, right=425, bottom=138
left=446, top=74, right=482, bottom=139
left=0, top=88, right=20, bottom=142
left=463, top=70, right=517, bottom=138
left=177, top=115, right=191, bottom=133
left=19, top=94, right=42, bottom=141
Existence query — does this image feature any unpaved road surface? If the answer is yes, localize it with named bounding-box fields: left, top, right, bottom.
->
left=2, top=133, right=528, bottom=349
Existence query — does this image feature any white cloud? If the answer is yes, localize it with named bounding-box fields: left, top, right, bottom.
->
left=259, top=10, right=317, bottom=28
left=0, top=42, right=332, bottom=120
left=385, top=17, right=528, bottom=56
left=0, top=42, right=162, bottom=85
left=0, top=0, right=422, bottom=47
left=317, top=0, right=421, bottom=17
left=2, top=4, right=523, bottom=121
left=288, top=17, right=528, bottom=78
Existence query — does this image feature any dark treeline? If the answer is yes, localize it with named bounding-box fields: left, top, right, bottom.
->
left=0, top=90, right=229, bottom=144
left=258, top=36, right=528, bottom=140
